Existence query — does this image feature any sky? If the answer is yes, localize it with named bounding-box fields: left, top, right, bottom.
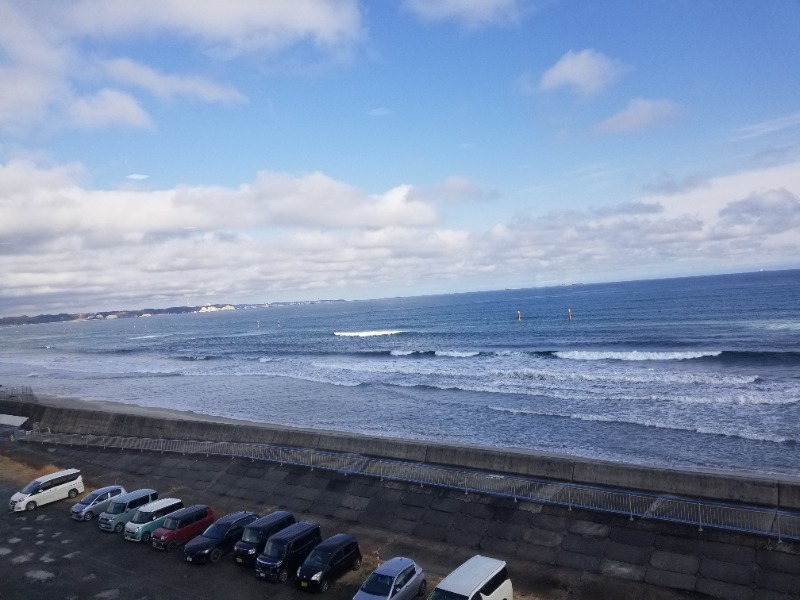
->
left=1, top=0, right=799, bottom=316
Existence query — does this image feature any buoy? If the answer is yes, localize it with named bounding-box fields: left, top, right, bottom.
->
left=567, top=308, right=572, bottom=321
left=517, top=310, right=521, bottom=321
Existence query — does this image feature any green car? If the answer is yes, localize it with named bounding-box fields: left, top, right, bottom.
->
left=123, top=498, right=184, bottom=542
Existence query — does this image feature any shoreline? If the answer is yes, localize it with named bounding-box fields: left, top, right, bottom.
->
left=5, top=390, right=800, bottom=504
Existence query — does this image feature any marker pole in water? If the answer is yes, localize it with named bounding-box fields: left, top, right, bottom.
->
left=517, top=310, right=521, bottom=321
left=568, top=308, right=572, bottom=321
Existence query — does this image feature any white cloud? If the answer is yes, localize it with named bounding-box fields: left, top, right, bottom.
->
left=0, top=1, right=363, bottom=134
left=2, top=158, right=799, bottom=315
left=103, top=59, right=246, bottom=103
left=67, top=89, right=153, bottom=129
left=537, top=49, right=629, bottom=97
left=734, top=111, right=800, bottom=141
left=57, top=0, right=364, bottom=54
left=593, top=98, right=683, bottom=135
left=404, top=0, right=529, bottom=29
left=126, top=174, right=149, bottom=181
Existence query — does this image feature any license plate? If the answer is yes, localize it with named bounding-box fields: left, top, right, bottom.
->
left=236, top=557, right=242, bottom=564
left=186, top=557, right=192, bottom=562
left=301, top=582, right=308, bottom=588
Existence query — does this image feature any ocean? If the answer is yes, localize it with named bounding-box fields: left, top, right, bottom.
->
left=1, top=270, right=799, bottom=477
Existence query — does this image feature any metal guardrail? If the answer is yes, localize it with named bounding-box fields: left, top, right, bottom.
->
left=16, top=431, right=800, bottom=542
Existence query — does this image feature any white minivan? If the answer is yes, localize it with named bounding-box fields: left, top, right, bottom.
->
left=9, top=468, right=84, bottom=512
left=427, top=556, right=512, bottom=600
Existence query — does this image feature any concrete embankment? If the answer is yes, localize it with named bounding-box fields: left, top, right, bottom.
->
left=3, top=395, right=800, bottom=599
left=2, top=396, right=800, bottom=509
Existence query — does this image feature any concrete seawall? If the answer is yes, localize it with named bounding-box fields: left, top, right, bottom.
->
left=2, top=397, right=800, bottom=510
left=3, top=396, right=800, bottom=599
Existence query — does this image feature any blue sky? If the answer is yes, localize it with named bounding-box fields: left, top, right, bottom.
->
left=1, top=0, right=799, bottom=315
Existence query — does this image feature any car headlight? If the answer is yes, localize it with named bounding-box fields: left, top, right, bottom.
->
left=248, top=548, right=256, bottom=554
left=311, top=571, right=323, bottom=582
left=297, top=567, right=302, bottom=577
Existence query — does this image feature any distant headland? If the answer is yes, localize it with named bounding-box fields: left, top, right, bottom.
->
left=0, top=299, right=347, bottom=326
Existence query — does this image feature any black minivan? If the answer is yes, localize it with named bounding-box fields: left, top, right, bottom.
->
left=296, top=533, right=362, bottom=592
left=233, top=510, right=295, bottom=567
left=255, top=521, right=322, bottom=583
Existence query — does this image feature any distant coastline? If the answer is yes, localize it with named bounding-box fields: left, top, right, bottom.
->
left=0, top=299, right=347, bottom=326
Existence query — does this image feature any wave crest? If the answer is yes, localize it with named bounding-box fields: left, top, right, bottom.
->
left=334, top=330, right=406, bottom=337
left=555, top=350, right=722, bottom=361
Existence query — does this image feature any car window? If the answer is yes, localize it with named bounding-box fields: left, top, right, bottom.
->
left=306, top=550, right=331, bottom=570
left=397, top=566, right=413, bottom=588
left=362, top=573, right=393, bottom=596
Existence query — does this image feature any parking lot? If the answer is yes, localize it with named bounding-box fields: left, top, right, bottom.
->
left=0, top=460, right=399, bottom=600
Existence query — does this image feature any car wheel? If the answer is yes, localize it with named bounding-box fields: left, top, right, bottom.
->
left=209, top=548, right=222, bottom=563
left=278, top=568, right=289, bottom=583
left=114, top=523, right=124, bottom=533
left=417, top=580, right=427, bottom=597
left=142, top=531, right=151, bottom=543
left=167, top=540, right=178, bottom=552
left=83, top=511, right=94, bottom=521
left=352, top=557, right=362, bottom=571
left=319, top=579, right=329, bottom=593
left=26, top=501, right=36, bottom=511
left=68, top=488, right=78, bottom=499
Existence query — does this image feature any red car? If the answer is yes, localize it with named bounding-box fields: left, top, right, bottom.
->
left=151, top=505, right=215, bottom=551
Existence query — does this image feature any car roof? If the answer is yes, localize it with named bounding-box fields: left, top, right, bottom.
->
left=90, top=485, right=124, bottom=494
left=269, top=521, right=319, bottom=541
left=247, top=511, right=293, bottom=529
left=112, top=488, right=157, bottom=502
left=315, top=533, right=356, bottom=551
left=165, top=504, right=209, bottom=519
left=215, top=510, right=258, bottom=525
left=375, top=557, right=416, bottom=576
left=36, top=468, right=81, bottom=482
left=140, top=497, right=181, bottom=511
left=436, top=556, right=506, bottom=595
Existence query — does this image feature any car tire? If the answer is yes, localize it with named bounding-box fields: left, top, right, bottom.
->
left=142, top=532, right=151, bottom=543
left=352, top=557, right=362, bottom=571
left=167, top=540, right=177, bottom=552
left=319, top=579, right=329, bottom=593
left=417, top=580, right=427, bottom=597
left=278, top=568, right=289, bottom=583
left=26, top=501, right=37, bottom=511
left=83, top=511, right=94, bottom=521
left=209, top=548, right=222, bottom=563
left=68, top=488, right=78, bottom=499
left=114, top=523, right=124, bottom=533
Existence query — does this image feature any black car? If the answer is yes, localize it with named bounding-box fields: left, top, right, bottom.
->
left=184, top=511, right=258, bottom=564
left=296, top=533, right=362, bottom=592
left=233, top=510, right=295, bottom=568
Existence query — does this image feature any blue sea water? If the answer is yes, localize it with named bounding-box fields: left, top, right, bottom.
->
left=1, top=270, right=799, bottom=476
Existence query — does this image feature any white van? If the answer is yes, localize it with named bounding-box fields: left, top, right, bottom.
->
left=9, top=468, right=84, bottom=512
left=427, top=556, right=512, bottom=600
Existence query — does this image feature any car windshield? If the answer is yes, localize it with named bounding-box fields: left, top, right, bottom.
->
left=107, top=501, right=126, bottom=515
left=203, top=523, right=228, bottom=540
left=361, top=573, right=394, bottom=597
left=130, top=510, right=152, bottom=524
left=263, top=540, right=286, bottom=559
left=79, top=491, right=101, bottom=505
left=162, top=517, right=178, bottom=530
left=20, top=481, right=40, bottom=495
left=241, top=527, right=261, bottom=544
left=305, top=550, right=331, bottom=570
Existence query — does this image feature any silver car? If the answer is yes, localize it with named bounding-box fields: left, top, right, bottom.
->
left=70, top=485, right=126, bottom=521
left=354, top=557, right=426, bottom=600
